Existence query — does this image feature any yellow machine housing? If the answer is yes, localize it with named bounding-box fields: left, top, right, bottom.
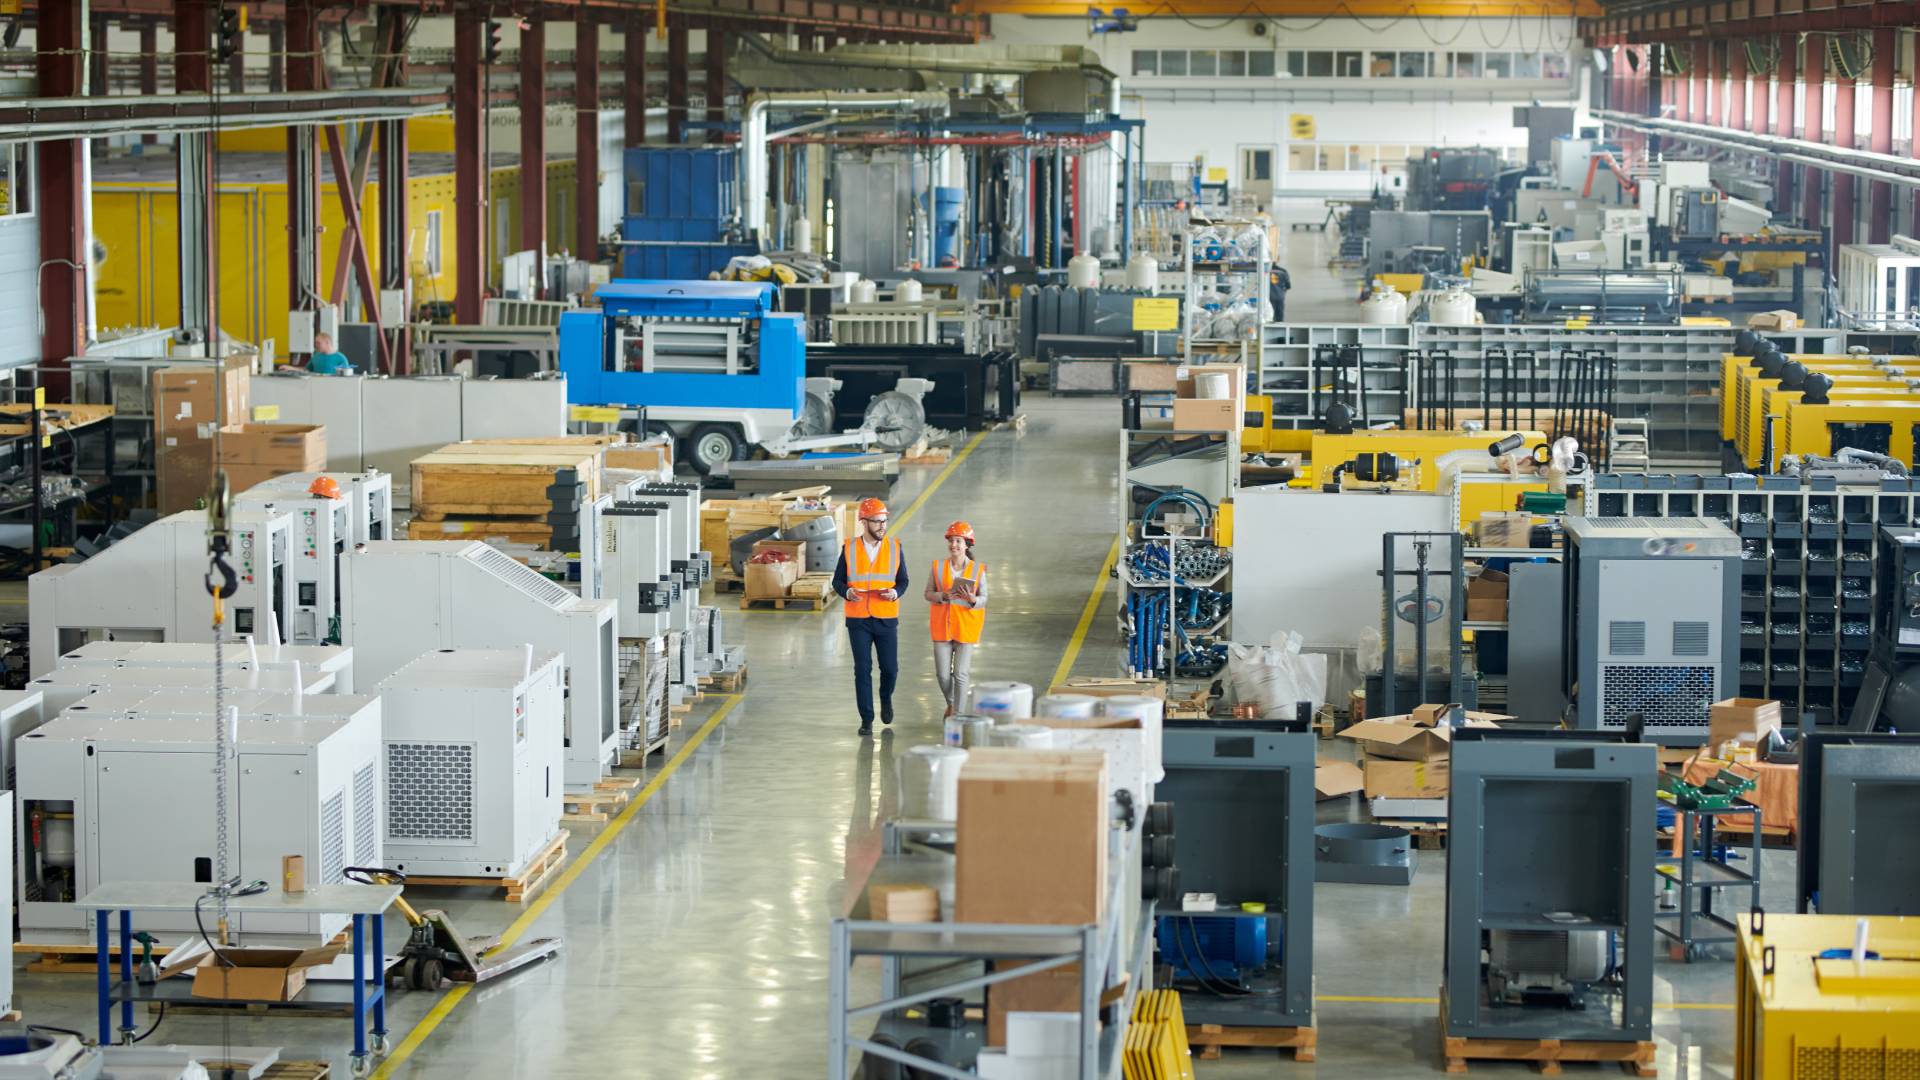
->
left=1241, top=394, right=1313, bottom=455
left=1780, top=399, right=1920, bottom=465
left=1304, top=429, right=1544, bottom=493
left=1734, top=913, right=1920, bottom=1080
left=1747, top=382, right=1920, bottom=469
left=1725, top=353, right=1901, bottom=452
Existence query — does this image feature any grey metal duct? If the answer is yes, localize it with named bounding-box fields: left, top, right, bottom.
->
left=1596, top=108, right=1920, bottom=188
left=743, top=90, right=949, bottom=245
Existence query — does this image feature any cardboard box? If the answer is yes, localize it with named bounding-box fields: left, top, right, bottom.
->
left=1466, top=568, right=1509, bottom=623
left=1171, top=397, right=1239, bottom=432
left=217, top=423, right=327, bottom=470
left=751, top=539, right=808, bottom=565
left=605, top=441, right=673, bottom=471
left=189, top=943, right=342, bottom=1002
left=986, top=961, right=1126, bottom=1048
left=1369, top=795, right=1447, bottom=820
left=1339, top=712, right=1505, bottom=761
left=1365, top=758, right=1451, bottom=799
left=281, top=854, right=306, bottom=894
left=956, top=748, right=1109, bottom=926
left=1747, top=309, right=1800, bottom=331
left=743, top=559, right=800, bottom=598
left=1709, top=697, right=1782, bottom=754
left=1049, top=679, right=1167, bottom=704
left=1477, top=511, right=1533, bottom=548
left=868, top=882, right=939, bottom=923
left=1315, top=757, right=1365, bottom=800
left=1124, top=362, right=1181, bottom=393
left=154, top=359, right=253, bottom=513
left=1411, top=703, right=1463, bottom=728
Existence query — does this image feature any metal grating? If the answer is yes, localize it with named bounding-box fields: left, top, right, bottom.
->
left=1889, top=1049, right=1920, bottom=1080
left=320, top=790, right=346, bottom=886
left=387, top=741, right=476, bottom=842
left=1608, top=621, right=1647, bottom=656
left=464, top=545, right=578, bottom=608
left=352, top=762, right=379, bottom=866
left=1600, top=663, right=1716, bottom=728
left=1672, top=621, right=1710, bottom=657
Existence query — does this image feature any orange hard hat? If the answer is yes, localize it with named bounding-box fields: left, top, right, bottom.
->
left=858, top=498, right=888, bottom=520
left=944, top=521, right=975, bottom=541
left=308, top=476, right=343, bottom=500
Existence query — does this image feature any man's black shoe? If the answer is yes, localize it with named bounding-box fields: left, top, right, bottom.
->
left=858, top=722, right=873, bottom=737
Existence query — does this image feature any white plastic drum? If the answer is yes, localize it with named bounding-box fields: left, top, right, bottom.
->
left=1037, top=693, right=1101, bottom=720
left=895, top=279, right=925, bottom=304
left=1067, top=253, right=1102, bottom=289
left=1428, top=285, right=1477, bottom=326
left=987, top=723, right=1055, bottom=749
left=1125, top=252, right=1160, bottom=293
left=944, top=713, right=995, bottom=748
left=970, top=681, right=1034, bottom=720
left=850, top=279, right=879, bottom=304
left=898, top=744, right=969, bottom=820
left=1101, top=694, right=1166, bottom=781
left=1193, top=371, right=1233, bottom=400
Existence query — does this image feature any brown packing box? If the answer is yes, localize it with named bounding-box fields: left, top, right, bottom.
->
left=986, top=962, right=1129, bottom=1047
left=1365, top=758, right=1452, bottom=799
left=1708, top=697, right=1782, bottom=754
left=743, top=559, right=800, bottom=598
left=1411, top=703, right=1463, bottom=728
left=1124, top=361, right=1181, bottom=393
left=1048, top=678, right=1167, bottom=705
left=1315, top=758, right=1365, bottom=800
left=1466, top=568, right=1509, bottom=623
left=1171, top=398, right=1239, bottom=432
left=1747, top=309, right=1800, bottom=331
left=1339, top=711, right=1507, bottom=761
left=868, top=883, right=939, bottom=922
left=217, top=424, right=327, bottom=470
left=604, top=442, right=672, bottom=471
left=752, top=539, right=808, bottom=564
left=1477, top=511, right=1533, bottom=548
left=955, top=748, right=1109, bottom=927
left=282, top=854, right=306, bottom=894
left=154, top=359, right=253, bottom=514
left=189, top=943, right=342, bottom=1002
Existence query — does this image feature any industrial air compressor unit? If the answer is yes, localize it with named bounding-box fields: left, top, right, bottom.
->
left=235, top=486, right=353, bottom=645
left=375, top=649, right=567, bottom=880
left=53, top=640, right=356, bottom=693
left=27, top=663, right=335, bottom=716
left=600, top=502, right=675, bottom=638
left=249, top=469, right=394, bottom=544
left=1562, top=517, right=1740, bottom=743
left=16, top=694, right=383, bottom=940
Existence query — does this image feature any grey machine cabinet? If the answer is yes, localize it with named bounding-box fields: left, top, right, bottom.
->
left=1562, top=517, right=1740, bottom=744
left=1798, top=733, right=1920, bottom=915
left=1155, top=725, right=1313, bottom=1029
left=1444, top=734, right=1656, bottom=1042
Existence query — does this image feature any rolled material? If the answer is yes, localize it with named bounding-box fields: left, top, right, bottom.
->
left=897, top=744, right=969, bottom=820
left=1037, top=693, right=1101, bottom=719
left=1193, top=372, right=1233, bottom=400
left=1100, top=694, right=1165, bottom=781
left=945, top=713, right=995, bottom=748
left=987, top=723, right=1054, bottom=749
left=970, top=680, right=1034, bottom=720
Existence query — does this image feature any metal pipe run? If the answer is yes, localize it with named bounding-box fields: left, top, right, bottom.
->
left=1596, top=107, right=1920, bottom=188
left=742, top=91, right=948, bottom=246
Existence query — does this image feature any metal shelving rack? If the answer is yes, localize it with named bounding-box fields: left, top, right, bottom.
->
left=1654, top=803, right=1762, bottom=961
left=1181, top=216, right=1268, bottom=361
left=828, top=820, right=1153, bottom=1080
left=1258, top=323, right=1412, bottom=431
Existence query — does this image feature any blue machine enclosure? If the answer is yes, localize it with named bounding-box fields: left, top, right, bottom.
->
left=558, top=280, right=807, bottom=417
left=620, top=147, right=759, bottom=279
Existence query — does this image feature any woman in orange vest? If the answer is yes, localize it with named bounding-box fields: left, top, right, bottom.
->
left=924, top=521, right=986, bottom=717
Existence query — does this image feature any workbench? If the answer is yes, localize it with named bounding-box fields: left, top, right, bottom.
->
left=79, top=881, right=400, bottom=1078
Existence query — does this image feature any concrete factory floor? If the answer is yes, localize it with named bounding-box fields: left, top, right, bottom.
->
left=9, top=315, right=1773, bottom=1080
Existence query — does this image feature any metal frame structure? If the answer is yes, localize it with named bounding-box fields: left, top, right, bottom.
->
left=1796, top=731, right=1920, bottom=915
left=1378, top=531, right=1471, bottom=717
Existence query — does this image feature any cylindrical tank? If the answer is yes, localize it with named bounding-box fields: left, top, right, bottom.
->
left=792, top=217, right=814, bottom=254
left=850, top=279, right=878, bottom=304
left=895, top=279, right=924, bottom=304
left=970, top=680, right=1034, bottom=719
left=1037, top=693, right=1100, bottom=719
left=944, top=713, right=995, bottom=748
left=1126, top=252, right=1160, bottom=292
left=987, top=723, right=1055, bottom=749
left=897, top=745, right=969, bottom=819
left=1360, top=284, right=1407, bottom=325
left=1066, top=253, right=1101, bottom=289
left=931, top=187, right=964, bottom=266
left=1428, top=286, right=1477, bottom=326
left=41, top=814, right=75, bottom=870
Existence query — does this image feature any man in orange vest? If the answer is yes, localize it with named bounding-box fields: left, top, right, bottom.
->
left=832, top=497, right=909, bottom=736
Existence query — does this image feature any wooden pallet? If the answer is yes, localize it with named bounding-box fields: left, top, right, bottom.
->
left=562, top=786, right=631, bottom=823
left=701, top=663, right=749, bottom=694
left=261, top=1064, right=332, bottom=1080
left=902, top=444, right=954, bottom=465
left=741, top=593, right=828, bottom=611
left=1375, top=818, right=1449, bottom=850
left=1443, top=1034, right=1656, bottom=1076
left=1186, top=1023, right=1316, bottom=1062
left=619, top=732, right=670, bottom=767
left=404, top=832, right=569, bottom=904
left=992, top=413, right=1029, bottom=433
left=410, top=445, right=599, bottom=519
left=711, top=569, right=747, bottom=593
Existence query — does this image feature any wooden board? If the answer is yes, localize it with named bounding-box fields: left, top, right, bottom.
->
left=406, top=516, right=553, bottom=545
left=410, top=446, right=599, bottom=518
left=261, top=1064, right=332, bottom=1080
left=618, top=734, right=670, bottom=767
left=562, top=787, right=631, bottom=823
left=1374, top=818, right=1449, bottom=850
left=1186, top=1023, right=1316, bottom=1063
left=741, top=594, right=828, bottom=611
left=0, top=402, right=114, bottom=437
left=700, top=663, right=749, bottom=694
left=403, top=832, right=569, bottom=904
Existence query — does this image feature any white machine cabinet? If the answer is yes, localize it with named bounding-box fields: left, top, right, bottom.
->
left=340, top=541, right=618, bottom=786
left=16, top=697, right=382, bottom=941
left=53, top=640, right=356, bottom=693
left=0, top=692, right=42, bottom=790
left=376, top=649, right=565, bottom=878
left=0, top=791, right=12, bottom=1015
left=27, top=507, right=296, bottom=677
left=235, top=489, right=352, bottom=645
left=26, top=664, right=334, bottom=716
left=250, top=470, right=394, bottom=545
left=601, top=502, right=674, bottom=637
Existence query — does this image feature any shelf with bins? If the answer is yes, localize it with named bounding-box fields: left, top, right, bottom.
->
left=1259, top=323, right=1412, bottom=430
left=1182, top=218, right=1270, bottom=356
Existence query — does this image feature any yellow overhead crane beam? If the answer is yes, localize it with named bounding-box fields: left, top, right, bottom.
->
left=959, top=0, right=1599, bottom=16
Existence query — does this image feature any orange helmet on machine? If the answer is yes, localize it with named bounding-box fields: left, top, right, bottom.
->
left=944, top=521, right=975, bottom=541
left=308, top=476, right=343, bottom=500
left=858, top=498, right=889, bottom=521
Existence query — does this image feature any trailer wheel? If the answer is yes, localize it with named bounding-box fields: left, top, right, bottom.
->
left=685, top=424, right=748, bottom=474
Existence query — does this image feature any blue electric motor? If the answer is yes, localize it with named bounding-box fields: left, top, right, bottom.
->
left=1156, top=914, right=1273, bottom=984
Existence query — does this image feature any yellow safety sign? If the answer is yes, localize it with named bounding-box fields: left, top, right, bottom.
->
left=251, top=404, right=280, bottom=421
left=1290, top=114, right=1316, bottom=139
left=1132, top=297, right=1179, bottom=332
left=571, top=405, right=623, bottom=423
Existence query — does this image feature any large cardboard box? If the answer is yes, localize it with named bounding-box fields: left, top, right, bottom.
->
left=1364, top=758, right=1451, bottom=798
left=743, top=559, right=800, bottom=598
left=154, top=360, right=253, bottom=513
left=1466, top=568, right=1509, bottom=623
left=956, top=748, right=1109, bottom=926
left=1315, top=758, right=1365, bottom=800
left=1171, top=398, right=1239, bottom=432
left=1339, top=712, right=1505, bottom=761
left=1709, top=697, right=1782, bottom=754
left=1170, top=362, right=1247, bottom=433
left=188, top=943, right=342, bottom=1002
left=1476, top=511, right=1533, bottom=549
left=218, top=423, right=327, bottom=470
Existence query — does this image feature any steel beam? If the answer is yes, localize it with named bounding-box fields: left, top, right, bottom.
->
left=625, top=15, right=647, bottom=146
left=324, top=125, right=393, bottom=372
left=1868, top=27, right=1894, bottom=243
left=378, top=5, right=411, bottom=373
left=520, top=15, right=548, bottom=281
left=176, top=0, right=216, bottom=347
left=286, top=0, right=321, bottom=331
left=1774, top=33, right=1795, bottom=214
left=668, top=20, right=688, bottom=142
left=453, top=8, right=486, bottom=325
left=576, top=12, right=601, bottom=259
left=1801, top=34, right=1822, bottom=230
left=1727, top=38, right=1745, bottom=132
left=36, top=0, right=88, bottom=394
left=89, top=15, right=108, bottom=97
left=705, top=25, right=727, bottom=134
left=138, top=18, right=158, bottom=143
left=267, top=23, right=284, bottom=91
left=1585, top=3, right=1920, bottom=46
left=1834, top=66, right=1856, bottom=246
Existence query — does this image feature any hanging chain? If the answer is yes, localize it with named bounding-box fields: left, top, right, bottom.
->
left=205, top=472, right=237, bottom=938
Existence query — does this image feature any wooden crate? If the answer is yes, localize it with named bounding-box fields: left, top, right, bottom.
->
left=1186, top=1023, right=1316, bottom=1062
left=411, top=445, right=600, bottom=518
left=406, top=516, right=552, bottom=546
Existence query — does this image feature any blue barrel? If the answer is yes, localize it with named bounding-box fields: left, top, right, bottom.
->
left=931, top=186, right=964, bottom=266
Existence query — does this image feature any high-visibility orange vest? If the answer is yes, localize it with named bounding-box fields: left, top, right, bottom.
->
left=929, top=559, right=985, bottom=644
left=844, top=537, right=903, bottom=619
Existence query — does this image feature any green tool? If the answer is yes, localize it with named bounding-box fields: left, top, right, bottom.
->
left=1667, top=768, right=1757, bottom=811
left=133, top=931, right=159, bottom=985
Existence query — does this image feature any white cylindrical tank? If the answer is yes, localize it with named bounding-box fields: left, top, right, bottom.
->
left=970, top=680, right=1034, bottom=720
left=1428, top=286, right=1477, bottom=326
left=1125, top=252, right=1160, bottom=292
left=897, top=745, right=969, bottom=819
left=895, top=279, right=924, bottom=304
left=1037, top=693, right=1100, bottom=719
left=850, top=279, right=878, bottom=304
left=792, top=217, right=814, bottom=254
left=1359, top=284, right=1407, bottom=325
left=987, top=723, right=1055, bottom=749
left=1067, top=253, right=1101, bottom=289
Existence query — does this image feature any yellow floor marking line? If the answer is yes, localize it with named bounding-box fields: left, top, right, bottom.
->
left=893, top=429, right=988, bottom=529
left=1048, top=534, right=1123, bottom=689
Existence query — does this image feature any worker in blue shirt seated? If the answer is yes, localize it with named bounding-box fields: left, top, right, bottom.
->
left=307, top=331, right=352, bottom=375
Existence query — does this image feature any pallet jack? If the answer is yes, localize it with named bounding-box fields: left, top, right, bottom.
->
left=346, top=868, right=562, bottom=989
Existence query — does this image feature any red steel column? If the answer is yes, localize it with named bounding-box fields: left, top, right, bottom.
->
left=454, top=9, right=487, bottom=325
left=667, top=20, right=688, bottom=143
left=1868, top=28, right=1894, bottom=242
left=1729, top=40, right=1747, bottom=131
left=377, top=5, right=412, bottom=372
left=1775, top=35, right=1796, bottom=210
left=576, top=12, right=600, bottom=259
left=37, top=0, right=87, bottom=392
left=519, top=15, right=547, bottom=273
left=1802, top=35, right=1824, bottom=229
left=1833, top=59, right=1856, bottom=245
left=1707, top=41, right=1721, bottom=126
left=625, top=16, right=647, bottom=146
left=1686, top=43, right=1700, bottom=121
